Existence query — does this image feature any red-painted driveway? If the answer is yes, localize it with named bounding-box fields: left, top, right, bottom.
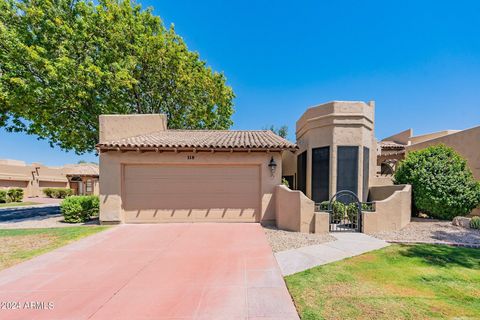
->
left=0, top=224, right=299, bottom=319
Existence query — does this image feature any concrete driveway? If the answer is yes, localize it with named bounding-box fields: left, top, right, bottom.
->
left=0, top=224, right=298, bottom=320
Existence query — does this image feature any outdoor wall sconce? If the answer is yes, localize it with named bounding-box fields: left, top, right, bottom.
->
left=268, top=156, right=277, bottom=177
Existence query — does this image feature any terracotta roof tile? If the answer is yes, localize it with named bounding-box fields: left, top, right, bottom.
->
left=379, top=140, right=406, bottom=149
left=63, top=164, right=99, bottom=176
left=97, top=130, right=297, bottom=151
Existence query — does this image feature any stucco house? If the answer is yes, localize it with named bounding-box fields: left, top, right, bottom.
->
left=97, top=101, right=412, bottom=234
left=0, top=160, right=99, bottom=197
left=96, top=114, right=296, bottom=224
left=377, top=125, right=480, bottom=216
left=378, top=126, right=480, bottom=180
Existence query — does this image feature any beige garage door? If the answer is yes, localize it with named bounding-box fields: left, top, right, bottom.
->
left=123, top=164, right=260, bottom=223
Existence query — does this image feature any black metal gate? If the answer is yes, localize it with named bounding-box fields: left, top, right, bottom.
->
left=328, top=190, right=362, bottom=232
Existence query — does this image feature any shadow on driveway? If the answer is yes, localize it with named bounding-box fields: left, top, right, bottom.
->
left=0, top=206, right=60, bottom=222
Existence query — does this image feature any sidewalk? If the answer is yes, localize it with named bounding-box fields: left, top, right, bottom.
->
left=275, top=232, right=389, bottom=276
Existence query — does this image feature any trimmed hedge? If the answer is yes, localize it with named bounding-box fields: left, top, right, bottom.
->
left=61, top=195, right=99, bottom=223
left=0, top=190, right=6, bottom=203
left=43, top=188, right=73, bottom=199
left=394, top=144, right=480, bottom=220
left=7, top=188, right=24, bottom=202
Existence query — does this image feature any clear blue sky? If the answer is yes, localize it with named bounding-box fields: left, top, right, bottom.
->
left=1, top=0, right=479, bottom=166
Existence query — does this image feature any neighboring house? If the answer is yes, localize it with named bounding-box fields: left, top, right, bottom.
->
left=378, top=126, right=480, bottom=180
left=377, top=126, right=480, bottom=216
left=0, top=160, right=99, bottom=197
left=63, top=164, right=100, bottom=196
left=97, top=101, right=412, bottom=234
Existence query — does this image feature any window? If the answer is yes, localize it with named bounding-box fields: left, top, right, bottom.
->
left=336, top=146, right=359, bottom=194
left=297, top=151, right=307, bottom=194
left=312, top=146, right=330, bottom=203
left=363, top=147, right=370, bottom=202
left=86, top=179, right=93, bottom=193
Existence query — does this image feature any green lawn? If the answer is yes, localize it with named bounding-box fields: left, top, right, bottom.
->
left=285, top=244, right=480, bottom=320
left=0, top=202, right=41, bottom=208
left=0, top=226, right=109, bottom=270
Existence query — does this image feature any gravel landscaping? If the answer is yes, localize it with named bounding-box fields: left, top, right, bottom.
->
left=263, top=225, right=335, bottom=253
left=370, top=217, right=480, bottom=246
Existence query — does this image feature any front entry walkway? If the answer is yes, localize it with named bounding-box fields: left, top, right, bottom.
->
left=0, top=224, right=298, bottom=320
left=275, top=233, right=389, bottom=276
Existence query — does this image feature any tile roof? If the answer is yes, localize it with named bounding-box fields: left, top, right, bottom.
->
left=97, top=130, right=297, bottom=151
left=63, top=164, right=99, bottom=176
left=379, top=140, right=406, bottom=149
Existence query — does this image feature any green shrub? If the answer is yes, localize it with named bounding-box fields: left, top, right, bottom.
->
left=281, top=177, right=290, bottom=188
left=0, top=190, right=6, bottom=203
left=61, top=195, right=99, bottom=223
left=470, top=217, right=480, bottom=230
left=361, top=202, right=375, bottom=212
left=7, top=188, right=24, bottom=202
left=346, top=203, right=358, bottom=222
left=43, top=188, right=73, bottom=199
left=43, top=188, right=54, bottom=198
left=331, top=201, right=346, bottom=221
left=394, top=144, right=480, bottom=220
left=319, top=201, right=330, bottom=211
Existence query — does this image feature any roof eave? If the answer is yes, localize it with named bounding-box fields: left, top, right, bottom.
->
left=96, top=145, right=298, bottom=153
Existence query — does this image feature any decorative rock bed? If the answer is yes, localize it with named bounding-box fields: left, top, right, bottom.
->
left=452, top=216, right=473, bottom=229
left=263, top=226, right=335, bottom=253
left=370, top=217, right=480, bottom=246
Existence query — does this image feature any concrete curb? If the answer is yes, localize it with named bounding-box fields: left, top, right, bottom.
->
left=387, top=240, right=480, bottom=249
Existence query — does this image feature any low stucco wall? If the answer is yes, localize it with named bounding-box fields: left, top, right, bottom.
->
left=363, top=184, right=412, bottom=233
left=275, top=185, right=315, bottom=233
left=314, top=211, right=329, bottom=234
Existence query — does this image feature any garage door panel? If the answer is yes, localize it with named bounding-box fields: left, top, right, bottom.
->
left=123, top=164, right=260, bottom=223
left=125, top=180, right=259, bottom=195
left=129, top=208, right=256, bottom=222
left=124, top=166, right=258, bottom=179
left=125, top=194, right=258, bottom=209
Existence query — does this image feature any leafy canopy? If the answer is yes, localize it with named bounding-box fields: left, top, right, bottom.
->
left=394, top=144, right=480, bottom=220
left=263, top=125, right=288, bottom=138
left=0, top=0, right=235, bottom=153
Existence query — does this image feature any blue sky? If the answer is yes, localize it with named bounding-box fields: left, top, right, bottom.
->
left=1, top=0, right=480, bottom=166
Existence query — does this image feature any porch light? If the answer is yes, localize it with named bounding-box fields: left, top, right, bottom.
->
left=268, top=157, right=277, bottom=177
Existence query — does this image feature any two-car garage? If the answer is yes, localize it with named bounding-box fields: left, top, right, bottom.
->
left=122, top=164, right=261, bottom=223
left=97, top=114, right=297, bottom=225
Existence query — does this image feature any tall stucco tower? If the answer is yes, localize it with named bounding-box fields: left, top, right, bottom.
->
left=282, top=101, right=376, bottom=202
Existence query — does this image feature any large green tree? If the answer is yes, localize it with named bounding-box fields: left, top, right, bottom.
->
left=0, top=0, right=234, bottom=153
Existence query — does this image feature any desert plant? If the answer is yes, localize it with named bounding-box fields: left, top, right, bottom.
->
left=7, top=188, right=24, bottom=202
left=0, top=190, right=6, bottom=203
left=470, top=216, right=480, bottom=230
left=281, top=177, right=290, bottom=188
left=61, top=195, right=99, bottom=223
left=394, top=144, right=480, bottom=220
